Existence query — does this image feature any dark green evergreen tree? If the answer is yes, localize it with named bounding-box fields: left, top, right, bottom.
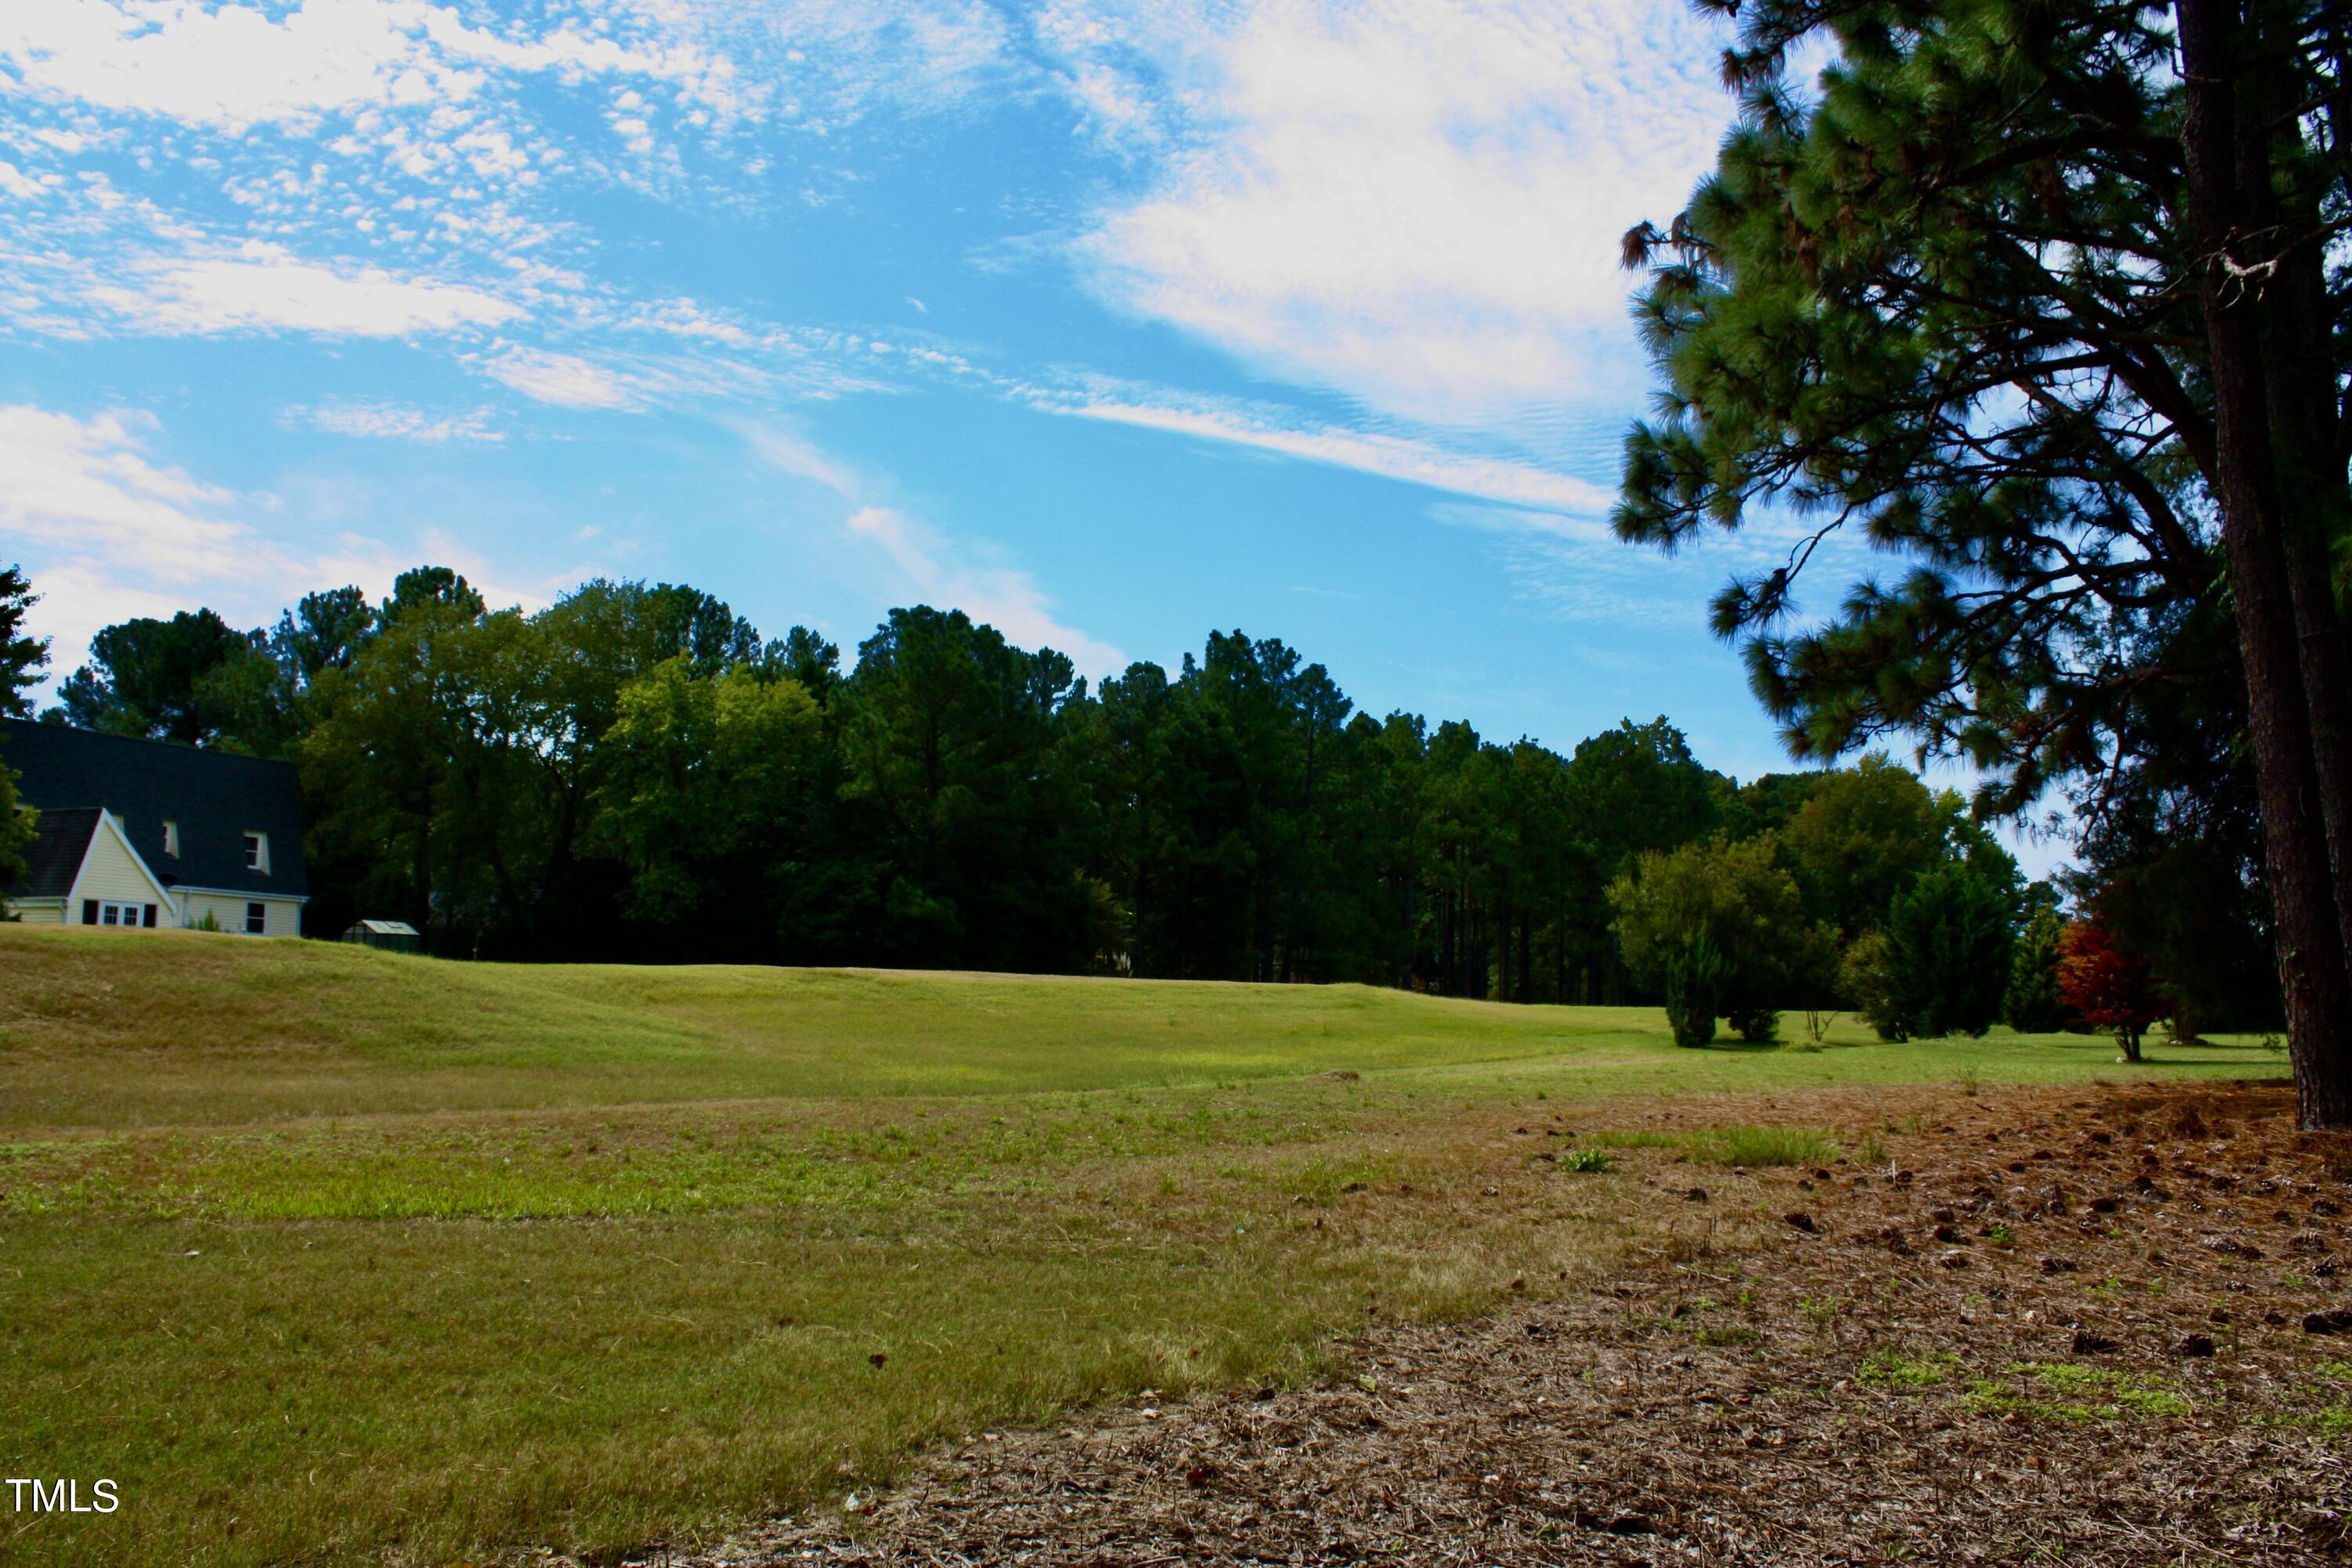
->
left=2003, top=906, right=2073, bottom=1035
left=1885, top=865, right=2016, bottom=1039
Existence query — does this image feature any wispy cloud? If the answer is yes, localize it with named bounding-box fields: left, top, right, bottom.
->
left=88, top=243, right=524, bottom=336
left=1062, top=0, right=1733, bottom=430
left=739, top=419, right=1123, bottom=673
left=477, top=344, right=637, bottom=409
left=0, top=401, right=555, bottom=682
left=845, top=503, right=1124, bottom=674
left=732, top=419, right=863, bottom=495
left=293, top=400, right=504, bottom=443
left=0, top=404, right=247, bottom=580
left=0, top=0, right=744, bottom=134
left=1051, top=388, right=1614, bottom=514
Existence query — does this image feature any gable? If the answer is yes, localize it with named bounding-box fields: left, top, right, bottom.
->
left=67, top=811, right=179, bottom=910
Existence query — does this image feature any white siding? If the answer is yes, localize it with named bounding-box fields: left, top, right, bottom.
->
left=66, top=823, right=168, bottom=923
left=178, top=890, right=303, bottom=938
left=5, top=899, right=66, bottom=924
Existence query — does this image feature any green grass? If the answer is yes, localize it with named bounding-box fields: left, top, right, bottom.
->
left=0, top=927, right=2289, bottom=1566
left=1859, top=1347, right=1959, bottom=1388
left=1687, top=1125, right=1841, bottom=1167
left=1967, top=1363, right=2194, bottom=1421
left=0, top=927, right=2285, bottom=1132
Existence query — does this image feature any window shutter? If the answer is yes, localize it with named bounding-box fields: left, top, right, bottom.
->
left=143, top=904, right=158, bottom=928
left=81, top=899, right=98, bottom=925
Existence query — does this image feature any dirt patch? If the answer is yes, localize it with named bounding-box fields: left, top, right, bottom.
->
left=628, top=1080, right=2352, bottom=1566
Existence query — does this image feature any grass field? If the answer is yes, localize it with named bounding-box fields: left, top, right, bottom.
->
left=0, top=927, right=2290, bottom=1566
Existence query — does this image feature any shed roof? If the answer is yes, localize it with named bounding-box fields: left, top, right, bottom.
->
left=2, top=719, right=307, bottom=898
left=347, top=919, right=419, bottom=936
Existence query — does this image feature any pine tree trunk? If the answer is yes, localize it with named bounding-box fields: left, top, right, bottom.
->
left=2247, top=9, right=2352, bottom=1004
left=2178, top=0, right=2352, bottom=1128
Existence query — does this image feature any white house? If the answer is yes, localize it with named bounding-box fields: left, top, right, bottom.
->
left=2, top=718, right=309, bottom=936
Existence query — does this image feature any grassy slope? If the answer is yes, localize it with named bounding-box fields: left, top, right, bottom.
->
left=0, top=927, right=2282, bottom=1131
left=0, top=927, right=2288, bottom=1566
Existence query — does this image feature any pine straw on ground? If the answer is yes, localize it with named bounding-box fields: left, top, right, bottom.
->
left=623, top=1080, right=2352, bottom=1566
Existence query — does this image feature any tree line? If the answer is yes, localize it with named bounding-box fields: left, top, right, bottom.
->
left=0, top=562, right=2278, bottom=1044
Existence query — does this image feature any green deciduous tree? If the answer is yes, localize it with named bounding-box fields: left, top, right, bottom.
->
left=1780, top=756, right=1961, bottom=938
left=1610, top=833, right=1819, bottom=1042
left=49, top=608, right=288, bottom=751
left=1838, top=931, right=1906, bottom=1042
left=592, top=658, right=824, bottom=953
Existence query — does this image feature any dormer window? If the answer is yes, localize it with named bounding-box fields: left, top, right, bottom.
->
left=162, top=820, right=180, bottom=858
left=244, top=832, right=270, bottom=874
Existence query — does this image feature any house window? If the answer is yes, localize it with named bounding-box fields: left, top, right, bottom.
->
left=245, top=902, right=267, bottom=935
left=244, top=832, right=270, bottom=873
left=98, top=901, right=144, bottom=928
left=162, top=820, right=180, bottom=858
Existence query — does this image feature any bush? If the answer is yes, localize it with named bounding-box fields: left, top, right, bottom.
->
left=1661, top=930, right=1730, bottom=1047
left=1883, top=863, right=2013, bottom=1037
left=1838, top=930, right=1907, bottom=1040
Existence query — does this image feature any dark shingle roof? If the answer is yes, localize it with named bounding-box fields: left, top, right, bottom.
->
left=1, top=720, right=307, bottom=898
left=9, top=806, right=101, bottom=898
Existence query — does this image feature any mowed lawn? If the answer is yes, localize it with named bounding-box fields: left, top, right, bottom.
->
left=0, top=928, right=2288, bottom=1566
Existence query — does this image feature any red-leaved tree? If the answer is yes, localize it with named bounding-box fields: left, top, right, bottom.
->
left=2057, top=920, right=2163, bottom=1062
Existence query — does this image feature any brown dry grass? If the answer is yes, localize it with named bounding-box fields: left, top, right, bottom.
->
left=662, top=1080, right=2352, bottom=1566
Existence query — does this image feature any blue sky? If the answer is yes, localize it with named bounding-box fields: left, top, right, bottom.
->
left=0, top=0, right=2056, bottom=864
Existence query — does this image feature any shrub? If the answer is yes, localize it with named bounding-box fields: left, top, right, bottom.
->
left=1838, top=930, right=1907, bottom=1040
left=1661, top=931, right=1730, bottom=1047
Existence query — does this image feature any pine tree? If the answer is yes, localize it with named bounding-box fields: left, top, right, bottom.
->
left=1617, top=0, right=2352, bottom=1123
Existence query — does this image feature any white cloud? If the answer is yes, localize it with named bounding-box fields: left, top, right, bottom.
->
left=0, top=405, right=248, bottom=579
left=0, top=158, right=48, bottom=198
left=0, top=0, right=740, bottom=133
left=733, top=419, right=860, bottom=495
left=89, top=245, right=523, bottom=336
left=1058, top=391, right=1614, bottom=514
left=0, top=401, right=569, bottom=688
left=845, top=503, right=1123, bottom=674
left=1068, top=0, right=1733, bottom=428
left=736, top=419, right=1122, bottom=672
left=296, top=399, right=503, bottom=442
left=477, top=344, right=634, bottom=408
